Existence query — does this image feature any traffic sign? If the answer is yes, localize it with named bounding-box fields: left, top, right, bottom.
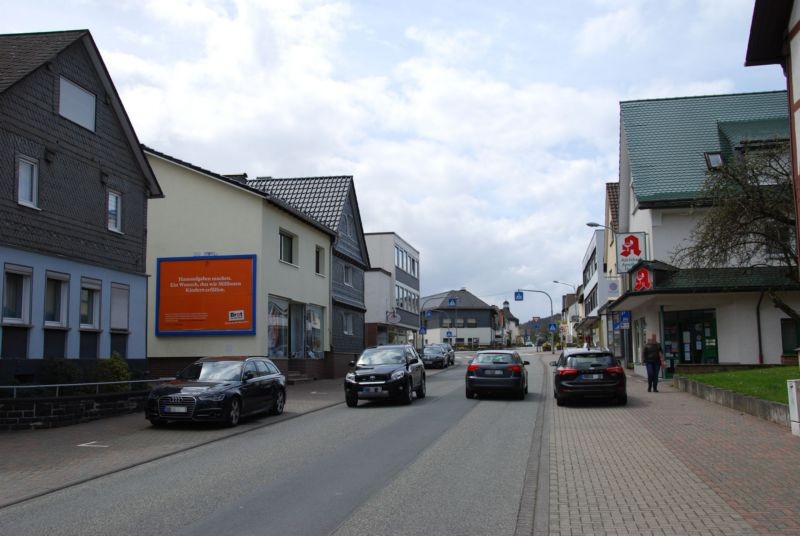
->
left=419, top=327, right=427, bottom=335
left=448, top=298, right=457, bottom=307
left=548, top=323, right=557, bottom=333
left=446, top=330, right=453, bottom=337
left=514, top=291, right=524, bottom=301
left=533, top=323, right=540, bottom=330
left=425, top=310, right=432, bottom=318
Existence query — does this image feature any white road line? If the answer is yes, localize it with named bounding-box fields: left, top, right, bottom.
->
left=77, top=441, right=109, bottom=448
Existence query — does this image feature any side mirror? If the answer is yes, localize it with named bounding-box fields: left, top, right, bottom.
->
left=243, top=371, right=257, bottom=381
left=523, top=361, right=530, bottom=366
left=348, top=361, right=356, bottom=368
left=549, top=361, right=557, bottom=367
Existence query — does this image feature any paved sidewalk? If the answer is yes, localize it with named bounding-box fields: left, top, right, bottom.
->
left=545, top=360, right=800, bottom=536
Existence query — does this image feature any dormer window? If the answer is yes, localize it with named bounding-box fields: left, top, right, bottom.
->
left=704, top=151, right=723, bottom=169
left=59, top=77, right=96, bottom=131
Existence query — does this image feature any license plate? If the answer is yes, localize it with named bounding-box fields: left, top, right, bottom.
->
left=164, top=405, right=188, bottom=413
left=581, top=374, right=602, bottom=380
left=362, top=386, right=382, bottom=393
left=485, top=370, right=504, bottom=375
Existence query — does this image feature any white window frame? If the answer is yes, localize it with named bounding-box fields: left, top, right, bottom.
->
left=17, top=156, right=39, bottom=209
left=279, top=230, right=297, bottom=265
left=315, top=246, right=325, bottom=276
left=110, top=283, right=129, bottom=331
left=80, top=278, right=101, bottom=330
left=107, top=190, right=122, bottom=233
left=342, top=312, right=354, bottom=335
left=44, top=271, right=70, bottom=328
left=343, top=265, right=353, bottom=287
left=59, top=76, right=96, bottom=131
left=3, top=264, right=32, bottom=325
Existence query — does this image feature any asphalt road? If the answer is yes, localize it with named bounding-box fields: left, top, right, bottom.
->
left=0, top=353, right=547, bottom=536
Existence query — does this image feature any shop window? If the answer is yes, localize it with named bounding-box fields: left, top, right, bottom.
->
left=305, top=304, right=324, bottom=357
left=268, top=296, right=289, bottom=357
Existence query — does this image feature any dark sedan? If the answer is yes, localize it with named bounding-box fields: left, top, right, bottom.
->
left=550, top=348, right=627, bottom=406
left=465, top=350, right=529, bottom=399
left=344, top=344, right=426, bottom=407
left=145, top=356, right=286, bottom=427
left=422, top=345, right=448, bottom=368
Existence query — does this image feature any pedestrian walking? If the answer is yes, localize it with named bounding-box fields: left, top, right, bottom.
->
left=642, top=333, right=664, bottom=392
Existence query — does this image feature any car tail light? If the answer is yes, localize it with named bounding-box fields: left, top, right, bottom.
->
left=606, top=366, right=624, bottom=374
left=467, top=364, right=480, bottom=372
left=557, top=367, right=578, bottom=376
left=508, top=365, right=522, bottom=373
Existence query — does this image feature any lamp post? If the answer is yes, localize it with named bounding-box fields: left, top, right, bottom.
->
left=553, top=281, right=577, bottom=349
left=516, top=289, right=555, bottom=353
left=553, top=280, right=577, bottom=293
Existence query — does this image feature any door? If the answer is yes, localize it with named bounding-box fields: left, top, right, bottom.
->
left=290, top=303, right=305, bottom=357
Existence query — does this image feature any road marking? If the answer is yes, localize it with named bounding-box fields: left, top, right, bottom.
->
left=77, top=441, right=109, bottom=448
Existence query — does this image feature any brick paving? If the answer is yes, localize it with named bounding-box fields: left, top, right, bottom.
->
left=547, top=360, right=800, bottom=536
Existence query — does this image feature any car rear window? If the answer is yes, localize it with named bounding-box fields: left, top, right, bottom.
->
left=475, top=353, right=515, bottom=364
left=566, top=354, right=615, bottom=368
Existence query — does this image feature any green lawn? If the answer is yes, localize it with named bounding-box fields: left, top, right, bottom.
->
left=680, top=366, right=800, bottom=404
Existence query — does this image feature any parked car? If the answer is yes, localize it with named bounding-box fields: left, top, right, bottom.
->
left=432, top=343, right=455, bottom=366
left=422, top=345, right=448, bottom=368
left=550, top=348, right=627, bottom=406
left=145, top=356, right=286, bottom=427
left=344, top=344, right=426, bottom=407
left=524, top=341, right=534, bottom=347
left=465, top=350, right=529, bottom=399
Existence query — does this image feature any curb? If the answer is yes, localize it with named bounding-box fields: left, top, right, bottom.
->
left=672, top=375, right=790, bottom=428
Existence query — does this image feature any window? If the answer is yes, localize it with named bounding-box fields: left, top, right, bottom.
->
left=59, top=76, right=96, bottom=131
left=280, top=231, right=295, bottom=264
left=107, top=190, right=122, bottom=232
left=305, top=304, right=323, bottom=357
left=3, top=265, right=32, bottom=324
left=342, top=312, right=354, bottom=335
left=704, top=151, right=723, bottom=169
left=315, top=246, right=325, bottom=275
left=442, top=317, right=452, bottom=328
left=781, top=318, right=800, bottom=355
left=80, top=278, right=101, bottom=329
left=268, top=296, right=289, bottom=357
left=17, top=156, right=38, bottom=208
left=110, top=284, right=129, bottom=331
left=44, top=272, right=69, bottom=327
left=344, top=265, right=353, bottom=287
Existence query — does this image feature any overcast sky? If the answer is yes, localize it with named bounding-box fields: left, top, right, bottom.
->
left=2, top=0, right=787, bottom=322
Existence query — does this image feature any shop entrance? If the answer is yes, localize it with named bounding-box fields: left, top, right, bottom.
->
left=662, top=309, right=718, bottom=371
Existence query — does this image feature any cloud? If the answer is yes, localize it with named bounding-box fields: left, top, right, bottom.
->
left=574, top=5, right=646, bottom=57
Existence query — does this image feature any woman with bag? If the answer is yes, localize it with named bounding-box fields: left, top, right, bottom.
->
left=642, top=333, right=664, bottom=392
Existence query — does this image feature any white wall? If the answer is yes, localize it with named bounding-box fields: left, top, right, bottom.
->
left=365, top=270, right=392, bottom=323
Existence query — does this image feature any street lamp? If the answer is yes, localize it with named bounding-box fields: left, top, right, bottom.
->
left=586, top=221, right=611, bottom=230
left=516, top=288, right=555, bottom=353
left=553, top=280, right=577, bottom=293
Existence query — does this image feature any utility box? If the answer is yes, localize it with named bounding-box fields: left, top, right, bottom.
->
left=789, top=379, right=800, bottom=437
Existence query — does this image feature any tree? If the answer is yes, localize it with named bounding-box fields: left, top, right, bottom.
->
left=671, top=140, right=799, bottom=320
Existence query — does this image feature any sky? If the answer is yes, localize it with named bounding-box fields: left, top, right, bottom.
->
left=2, top=0, right=788, bottom=322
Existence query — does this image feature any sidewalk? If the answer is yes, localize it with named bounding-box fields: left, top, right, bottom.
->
left=546, top=365, right=800, bottom=536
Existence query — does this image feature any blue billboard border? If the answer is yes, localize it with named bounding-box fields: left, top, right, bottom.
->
left=155, top=254, right=258, bottom=337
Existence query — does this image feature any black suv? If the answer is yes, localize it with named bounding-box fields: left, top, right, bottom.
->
left=550, top=348, right=627, bottom=406
left=344, top=344, right=426, bottom=407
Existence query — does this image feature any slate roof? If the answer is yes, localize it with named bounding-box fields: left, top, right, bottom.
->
left=421, top=289, right=493, bottom=310
left=606, top=182, right=619, bottom=232
left=248, top=176, right=352, bottom=232
left=620, top=91, right=788, bottom=205
left=0, top=30, right=87, bottom=93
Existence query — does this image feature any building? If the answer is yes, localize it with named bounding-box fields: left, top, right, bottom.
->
left=576, top=228, right=619, bottom=348
left=364, top=232, right=420, bottom=347
left=144, top=148, right=335, bottom=379
left=608, top=91, right=798, bottom=376
left=420, top=289, right=498, bottom=349
left=248, top=176, right=370, bottom=377
left=500, top=300, right=520, bottom=345
left=0, top=30, right=163, bottom=381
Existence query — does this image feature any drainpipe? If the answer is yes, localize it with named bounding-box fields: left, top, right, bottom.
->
left=756, top=291, right=765, bottom=365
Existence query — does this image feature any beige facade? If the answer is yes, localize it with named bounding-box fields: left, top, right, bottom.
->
left=145, top=151, right=331, bottom=361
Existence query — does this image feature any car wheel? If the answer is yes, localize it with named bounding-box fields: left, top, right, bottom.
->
left=556, top=394, right=567, bottom=407
left=345, top=393, right=358, bottom=407
left=225, top=397, right=241, bottom=427
left=270, top=388, right=286, bottom=415
left=465, top=387, right=475, bottom=399
left=402, top=379, right=414, bottom=405
left=517, top=387, right=526, bottom=400
left=415, top=376, right=426, bottom=399
left=617, top=394, right=628, bottom=406
left=148, top=417, right=166, bottom=427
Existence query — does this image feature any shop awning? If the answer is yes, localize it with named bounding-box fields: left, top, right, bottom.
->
left=576, top=316, right=599, bottom=331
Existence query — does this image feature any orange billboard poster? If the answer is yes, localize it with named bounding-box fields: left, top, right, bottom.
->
left=156, top=255, right=256, bottom=335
